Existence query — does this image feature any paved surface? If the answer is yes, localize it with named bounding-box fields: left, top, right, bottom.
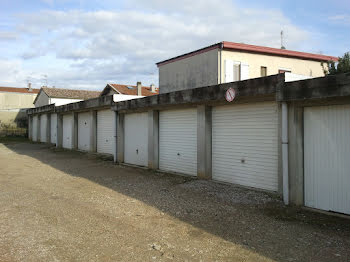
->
left=0, top=142, right=349, bottom=262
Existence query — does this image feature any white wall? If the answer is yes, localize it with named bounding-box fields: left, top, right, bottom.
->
left=35, top=94, right=82, bottom=107
left=34, top=92, right=49, bottom=107
left=113, top=94, right=144, bottom=102
left=284, top=73, right=314, bottom=82
left=50, top=98, right=82, bottom=106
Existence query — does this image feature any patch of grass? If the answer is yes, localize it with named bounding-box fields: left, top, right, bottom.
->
left=0, top=136, right=29, bottom=144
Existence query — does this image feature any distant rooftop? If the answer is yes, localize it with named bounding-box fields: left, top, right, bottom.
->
left=103, top=83, right=159, bottom=96
left=41, top=87, right=101, bottom=99
left=0, top=86, right=40, bottom=94
left=33, top=87, right=101, bottom=104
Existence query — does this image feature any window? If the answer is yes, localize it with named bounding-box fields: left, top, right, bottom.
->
left=278, top=69, right=291, bottom=74
left=224, top=60, right=241, bottom=83
left=233, top=63, right=241, bottom=81
left=261, top=66, right=267, bottom=77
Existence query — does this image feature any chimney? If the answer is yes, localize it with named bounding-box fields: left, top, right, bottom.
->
left=28, top=82, right=32, bottom=92
left=150, top=84, right=156, bottom=93
left=137, top=82, right=142, bottom=96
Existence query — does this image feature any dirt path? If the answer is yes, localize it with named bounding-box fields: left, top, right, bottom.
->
left=0, top=142, right=349, bottom=261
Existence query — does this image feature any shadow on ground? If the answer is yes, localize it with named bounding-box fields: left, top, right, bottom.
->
left=4, top=141, right=350, bottom=261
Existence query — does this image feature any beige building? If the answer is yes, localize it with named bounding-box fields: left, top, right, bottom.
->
left=156, top=41, right=338, bottom=93
left=0, top=86, right=39, bottom=135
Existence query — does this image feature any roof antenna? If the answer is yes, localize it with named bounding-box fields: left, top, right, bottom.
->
left=42, top=74, right=48, bottom=87
left=281, top=30, right=286, bottom=50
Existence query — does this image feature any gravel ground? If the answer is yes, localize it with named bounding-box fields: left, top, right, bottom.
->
left=0, top=142, right=349, bottom=262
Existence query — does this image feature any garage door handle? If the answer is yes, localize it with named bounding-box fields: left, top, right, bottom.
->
left=177, top=152, right=180, bottom=156
left=136, top=149, right=138, bottom=154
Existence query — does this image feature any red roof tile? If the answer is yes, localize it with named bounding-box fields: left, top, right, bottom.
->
left=109, top=84, right=159, bottom=96
left=156, top=41, right=339, bottom=66
left=0, top=86, right=40, bottom=94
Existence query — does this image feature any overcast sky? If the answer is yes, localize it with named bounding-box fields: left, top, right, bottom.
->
left=0, top=0, right=349, bottom=90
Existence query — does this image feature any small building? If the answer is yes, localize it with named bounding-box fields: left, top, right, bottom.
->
left=0, top=85, right=40, bottom=136
left=34, top=87, right=101, bottom=107
left=156, top=41, right=338, bottom=93
left=100, top=83, right=159, bottom=99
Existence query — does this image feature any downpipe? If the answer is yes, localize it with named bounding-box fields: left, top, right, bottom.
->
left=282, top=102, right=289, bottom=205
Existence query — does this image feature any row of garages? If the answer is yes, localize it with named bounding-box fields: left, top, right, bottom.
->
left=121, top=102, right=279, bottom=192
left=31, top=102, right=279, bottom=192
left=28, top=74, right=350, bottom=216
left=31, top=110, right=115, bottom=156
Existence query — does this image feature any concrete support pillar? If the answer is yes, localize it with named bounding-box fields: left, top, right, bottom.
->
left=57, top=114, right=63, bottom=148
left=197, top=105, right=212, bottom=179
left=28, top=115, right=32, bottom=140
left=148, top=110, right=159, bottom=169
left=47, top=114, right=51, bottom=144
left=37, top=114, right=41, bottom=142
left=288, top=104, right=304, bottom=206
left=73, top=112, right=78, bottom=150
left=90, top=110, right=97, bottom=152
left=117, top=113, right=125, bottom=163
left=113, top=111, right=118, bottom=163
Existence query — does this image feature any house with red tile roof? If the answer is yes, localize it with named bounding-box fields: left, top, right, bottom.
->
left=100, top=82, right=159, bottom=97
left=156, top=41, right=338, bottom=93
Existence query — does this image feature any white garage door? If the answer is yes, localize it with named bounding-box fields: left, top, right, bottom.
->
left=97, top=110, right=115, bottom=155
left=124, top=112, right=148, bottom=167
left=63, top=114, right=73, bottom=149
left=159, top=108, right=197, bottom=176
left=50, top=114, right=57, bottom=144
left=304, top=105, right=350, bottom=215
left=32, top=115, right=38, bottom=142
left=40, top=114, right=47, bottom=143
left=212, top=101, right=278, bottom=191
left=78, top=112, right=91, bottom=151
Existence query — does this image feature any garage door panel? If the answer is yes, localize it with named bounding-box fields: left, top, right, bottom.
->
left=40, top=114, right=47, bottom=142
left=32, top=116, right=38, bottom=141
left=63, top=114, right=73, bottom=149
left=304, top=105, right=350, bottom=215
left=212, top=101, right=278, bottom=191
left=50, top=114, right=57, bottom=144
left=78, top=112, right=91, bottom=151
left=159, top=108, right=197, bottom=176
left=97, top=110, right=115, bottom=155
left=124, top=112, right=148, bottom=167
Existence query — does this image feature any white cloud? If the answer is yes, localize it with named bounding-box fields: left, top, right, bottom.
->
left=0, top=31, right=17, bottom=41
left=329, top=14, right=350, bottom=25
left=2, top=1, right=311, bottom=90
left=0, top=59, right=28, bottom=87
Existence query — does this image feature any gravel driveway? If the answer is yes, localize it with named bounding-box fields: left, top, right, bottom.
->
left=0, top=142, right=349, bottom=261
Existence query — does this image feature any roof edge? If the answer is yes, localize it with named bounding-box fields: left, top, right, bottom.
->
left=156, top=41, right=338, bottom=67
left=222, top=41, right=338, bottom=62
left=156, top=42, right=222, bottom=67
left=107, top=84, right=122, bottom=94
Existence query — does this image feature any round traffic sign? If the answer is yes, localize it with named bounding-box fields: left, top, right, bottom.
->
left=225, top=88, right=235, bottom=102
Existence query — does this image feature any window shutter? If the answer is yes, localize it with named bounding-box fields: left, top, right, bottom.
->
left=233, top=62, right=241, bottom=81
left=240, top=63, right=249, bottom=80
left=224, top=60, right=234, bottom=83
